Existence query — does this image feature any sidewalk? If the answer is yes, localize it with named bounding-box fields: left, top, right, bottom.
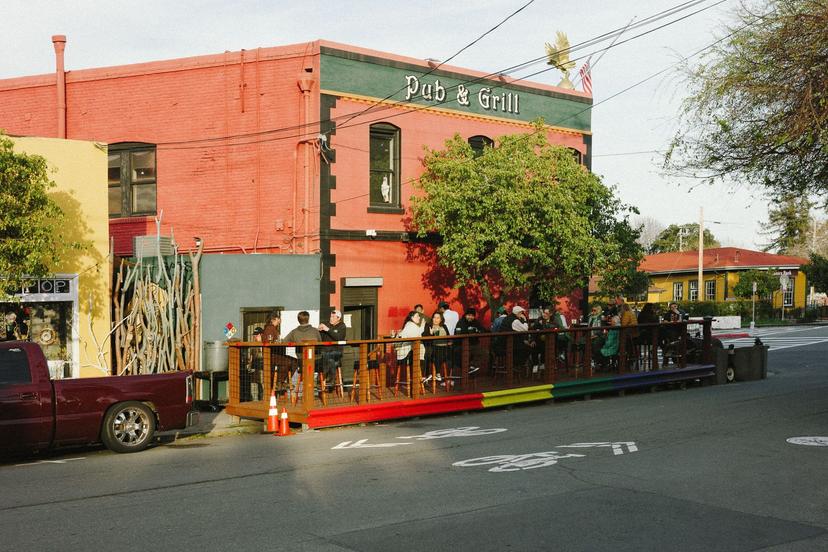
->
left=158, top=408, right=263, bottom=441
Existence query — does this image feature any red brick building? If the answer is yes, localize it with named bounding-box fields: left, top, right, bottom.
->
left=0, top=38, right=592, bottom=337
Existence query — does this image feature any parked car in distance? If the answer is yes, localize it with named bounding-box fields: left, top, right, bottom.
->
left=0, top=341, right=197, bottom=455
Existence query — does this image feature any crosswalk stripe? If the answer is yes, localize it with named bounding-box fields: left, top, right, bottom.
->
left=720, top=336, right=828, bottom=351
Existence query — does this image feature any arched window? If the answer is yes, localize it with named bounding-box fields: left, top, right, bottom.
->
left=108, top=142, right=157, bottom=218
left=369, top=123, right=401, bottom=209
left=568, top=147, right=583, bottom=165
left=468, top=135, right=494, bottom=157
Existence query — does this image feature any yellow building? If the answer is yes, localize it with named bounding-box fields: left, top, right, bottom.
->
left=641, top=247, right=808, bottom=309
left=8, top=136, right=110, bottom=378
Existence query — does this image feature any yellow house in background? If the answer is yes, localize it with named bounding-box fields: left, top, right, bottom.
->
left=9, top=136, right=110, bottom=378
left=640, top=247, right=809, bottom=309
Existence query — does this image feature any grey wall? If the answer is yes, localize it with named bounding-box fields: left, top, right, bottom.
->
left=200, top=254, right=321, bottom=342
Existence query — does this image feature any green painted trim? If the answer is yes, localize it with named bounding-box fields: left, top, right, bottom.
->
left=552, top=380, right=616, bottom=398
left=320, top=52, right=591, bottom=132
left=481, top=384, right=553, bottom=408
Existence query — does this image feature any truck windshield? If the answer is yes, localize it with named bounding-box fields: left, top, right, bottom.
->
left=0, top=348, right=31, bottom=384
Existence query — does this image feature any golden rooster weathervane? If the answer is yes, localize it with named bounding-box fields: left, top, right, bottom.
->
left=545, top=31, right=576, bottom=89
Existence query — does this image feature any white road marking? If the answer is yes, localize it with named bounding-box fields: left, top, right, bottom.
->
left=720, top=336, right=828, bottom=351
left=786, top=436, right=828, bottom=447
left=452, top=452, right=586, bottom=472
left=397, top=427, right=507, bottom=440
left=558, top=441, right=639, bottom=455
left=332, top=439, right=412, bottom=449
left=15, top=457, right=86, bottom=467
left=453, top=441, right=639, bottom=472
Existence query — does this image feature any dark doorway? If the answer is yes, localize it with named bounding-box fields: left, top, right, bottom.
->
left=241, top=306, right=282, bottom=341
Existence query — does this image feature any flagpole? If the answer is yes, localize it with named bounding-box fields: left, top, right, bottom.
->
left=573, top=16, right=636, bottom=88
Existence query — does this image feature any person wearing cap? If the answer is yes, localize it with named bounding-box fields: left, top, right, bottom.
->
left=318, top=309, right=347, bottom=389
left=504, top=305, right=534, bottom=369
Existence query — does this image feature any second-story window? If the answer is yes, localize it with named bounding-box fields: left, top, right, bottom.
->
left=369, top=123, right=400, bottom=210
left=468, top=135, right=494, bottom=157
left=568, top=147, right=583, bottom=165
left=108, top=143, right=157, bottom=218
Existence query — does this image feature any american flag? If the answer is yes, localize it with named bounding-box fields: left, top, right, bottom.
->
left=579, top=58, right=592, bottom=96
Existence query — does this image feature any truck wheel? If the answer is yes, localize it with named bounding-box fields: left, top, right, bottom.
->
left=101, top=401, right=156, bottom=453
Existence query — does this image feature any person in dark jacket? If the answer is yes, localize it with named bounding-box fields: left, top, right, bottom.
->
left=454, top=308, right=487, bottom=372
left=318, top=309, right=347, bottom=388
left=423, top=311, right=451, bottom=384
left=636, top=303, right=659, bottom=345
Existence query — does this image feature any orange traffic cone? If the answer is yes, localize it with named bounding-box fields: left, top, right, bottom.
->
left=278, top=407, right=291, bottom=436
left=266, top=390, right=279, bottom=434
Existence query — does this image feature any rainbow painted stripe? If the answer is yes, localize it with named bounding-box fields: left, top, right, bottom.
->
left=304, top=365, right=715, bottom=429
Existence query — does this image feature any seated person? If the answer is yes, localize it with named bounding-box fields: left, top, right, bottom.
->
left=594, top=315, right=620, bottom=368
left=454, top=308, right=487, bottom=373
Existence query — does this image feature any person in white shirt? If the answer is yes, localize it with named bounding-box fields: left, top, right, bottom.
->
left=438, top=301, right=459, bottom=335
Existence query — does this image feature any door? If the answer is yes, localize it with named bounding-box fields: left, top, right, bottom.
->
left=0, top=346, right=51, bottom=453
left=341, top=305, right=375, bottom=377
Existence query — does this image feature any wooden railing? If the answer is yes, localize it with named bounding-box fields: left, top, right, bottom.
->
left=226, top=317, right=713, bottom=421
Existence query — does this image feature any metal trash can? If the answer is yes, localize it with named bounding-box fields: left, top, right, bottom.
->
left=198, top=341, right=229, bottom=409
left=203, top=341, right=229, bottom=372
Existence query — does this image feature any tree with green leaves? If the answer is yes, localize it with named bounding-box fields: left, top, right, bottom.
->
left=649, top=223, right=720, bottom=254
left=0, top=133, right=70, bottom=300
left=761, top=194, right=812, bottom=255
left=802, top=253, right=828, bottom=293
left=665, top=0, right=828, bottom=206
left=410, top=121, right=643, bottom=315
left=732, top=269, right=781, bottom=299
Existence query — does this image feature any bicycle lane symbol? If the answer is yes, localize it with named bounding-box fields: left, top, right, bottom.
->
left=452, top=442, right=639, bottom=473
left=397, top=426, right=508, bottom=441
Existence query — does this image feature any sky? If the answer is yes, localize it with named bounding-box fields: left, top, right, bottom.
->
left=1, top=0, right=772, bottom=248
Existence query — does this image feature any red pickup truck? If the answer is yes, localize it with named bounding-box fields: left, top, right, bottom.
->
left=0, top=341, right=197, bottom=455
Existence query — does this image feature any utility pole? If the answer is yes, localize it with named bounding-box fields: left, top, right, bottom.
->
left=698, top=207, right=704, bottom=302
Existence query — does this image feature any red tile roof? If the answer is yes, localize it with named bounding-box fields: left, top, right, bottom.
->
left=641, top=247, right=808, bottom=274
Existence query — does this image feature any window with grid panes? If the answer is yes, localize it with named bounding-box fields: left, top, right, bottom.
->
left=705, top=279, right=716, bottom=301
left=369, top=123, right=400, bottom=210
left=689, top=280, right=699, bottom=301
left=673, top=282, right=684, bottom=301
left=783, top=280, right=794, bottom=307
left=108, top=143, right=156, bottom=218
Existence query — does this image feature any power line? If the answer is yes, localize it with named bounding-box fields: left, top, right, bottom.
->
left=155, top=0, right=722, bottom=151
left=335, top=0, right=536, bottom=130
left=593, top=150, right=665, bottom=157
left=325, top=17, right=761, bottom=209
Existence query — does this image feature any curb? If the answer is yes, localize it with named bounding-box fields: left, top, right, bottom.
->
left=161, top=421, right=263, bottom=441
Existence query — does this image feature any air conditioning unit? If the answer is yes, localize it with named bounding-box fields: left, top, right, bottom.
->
left=133, top=235, right=175, bottom=258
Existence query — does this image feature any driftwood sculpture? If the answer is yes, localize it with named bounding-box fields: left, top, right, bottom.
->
left=112, top=216, right=203, bottom=375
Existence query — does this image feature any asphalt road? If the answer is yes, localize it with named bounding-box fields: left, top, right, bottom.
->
left=2, top=326, right=827, bottom=552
